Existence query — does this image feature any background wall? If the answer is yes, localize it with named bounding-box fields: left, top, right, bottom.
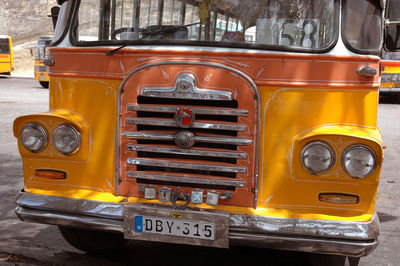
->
left=0, top=0, right=56, bottom=40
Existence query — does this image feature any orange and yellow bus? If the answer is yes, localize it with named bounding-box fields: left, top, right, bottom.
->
left=0, top=35, right=13, bottom=75
left=12, top=0, right=400, bottom=264
left=34, top=36, right=52, bottom=88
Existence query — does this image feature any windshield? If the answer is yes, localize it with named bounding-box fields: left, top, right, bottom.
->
left=75, top=0, right=337, bottom=52
left=0, top=38, right=10, bottom=54
left=36, top=39, right=51, bottom=60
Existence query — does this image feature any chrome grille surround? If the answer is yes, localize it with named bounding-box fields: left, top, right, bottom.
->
left=117, top=61, right=260, bottom=207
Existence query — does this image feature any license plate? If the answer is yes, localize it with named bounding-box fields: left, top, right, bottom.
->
left=124, top=203, right=229, bottom=248
left=135, top=216, right=215, bottom=240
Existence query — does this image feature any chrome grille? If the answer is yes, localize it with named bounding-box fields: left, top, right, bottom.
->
left=119, top=70, right=258, bottom=207
left=122, top=99, right=253, bottom=184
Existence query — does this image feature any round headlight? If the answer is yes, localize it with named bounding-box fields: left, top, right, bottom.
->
left=301, top=141, right=335, bottom=174
left=342, top=145, right=376, bottom=178
left=52, top=125, right=81, bottom=155
left=20, top=123, right=48, bottom=152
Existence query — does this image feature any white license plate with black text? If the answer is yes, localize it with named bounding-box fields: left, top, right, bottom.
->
left=134, top=216, right=215, bottom=240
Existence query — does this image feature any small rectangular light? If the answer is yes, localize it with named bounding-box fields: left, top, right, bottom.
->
left=191, top=189, right=203, bottom=204
left=319, top=193, right=359, bottom=204
left=144, top=186, right=157, bottom=200
left=34, top=170, right=66, bottom=180
left=206, top=191, right=219, bottom=206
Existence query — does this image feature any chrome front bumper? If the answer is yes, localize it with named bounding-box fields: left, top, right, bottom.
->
left=15, top=191, right=379, bottom=256
left=380, top=87, right=400, bottom=93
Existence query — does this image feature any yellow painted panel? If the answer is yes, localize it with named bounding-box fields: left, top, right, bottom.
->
left=257, top=87, right=381, bottom=218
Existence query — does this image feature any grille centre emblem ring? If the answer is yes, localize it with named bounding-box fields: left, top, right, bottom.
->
left=174, top=131, right=195, bottom=148
left=175, top=108, right=194, bottom=128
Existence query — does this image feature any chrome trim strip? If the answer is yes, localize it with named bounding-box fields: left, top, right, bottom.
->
left=128, top=105, right=249, bottom=116
left=140, top=89, right=232, bottom=100
left=15, top=191, right=124, bottom=219
left=127, top=158, right=247, bottom=173
left=15, top=192, right=379, bottom=256
left=122, top=131, right=174, bottom=141
left=117, top=61, right=261, bottom=207
left=194, top=135, right=253, bottom=145
left=127, top=172, right=246, bottom=187
left=127, top=144, right=247, bottom=159
left=229, top=214, right=379, bottom=240
left=15, top=206, right=124, bottom=233
left=126, top=118, right=247, bottom=132
left=122, top=131, right=253, bottom=146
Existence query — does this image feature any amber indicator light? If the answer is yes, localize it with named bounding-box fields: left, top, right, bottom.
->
left=34, top=170, right=66, bottom=180
left=319, top=193, right=359, bottom=204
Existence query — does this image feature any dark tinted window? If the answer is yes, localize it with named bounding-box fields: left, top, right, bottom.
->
left=0, top=38, right=10, bottom=54
left=385, top=0, right=400, bottom=51
left=342, top=0, right=382, bottom=54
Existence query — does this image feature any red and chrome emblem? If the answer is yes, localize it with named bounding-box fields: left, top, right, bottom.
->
left=175, top=108, right=194, bottom=128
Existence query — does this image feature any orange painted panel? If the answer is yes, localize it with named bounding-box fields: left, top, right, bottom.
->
left=49, top=47, right=380, bottom=88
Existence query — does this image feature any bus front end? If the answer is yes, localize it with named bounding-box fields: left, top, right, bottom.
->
left=381, top=59, right=400, bottom=97
left=13, top=0, right=389, bottom=261
left=34, top=36, right=52, bottom=88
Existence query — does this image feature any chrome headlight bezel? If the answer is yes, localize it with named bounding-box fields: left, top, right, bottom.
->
left=342, top=145, right=377, bottom=179
left=301, top=141, right=335, bottom=174
left=20, top=123, right=48, bottom=153
left=52, top=124, right=81, bottom=155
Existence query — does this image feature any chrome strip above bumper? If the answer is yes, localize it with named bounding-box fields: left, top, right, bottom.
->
left=15, top=191, right=379, bottom=256
left=379, top=87, right=400, bottom=92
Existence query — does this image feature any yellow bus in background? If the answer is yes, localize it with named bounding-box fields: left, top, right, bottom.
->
left=380, top=55, right=400, bottom=98
left=0, top=35, right=13, bottom=75
left=34, top=36, right=52, bottom=88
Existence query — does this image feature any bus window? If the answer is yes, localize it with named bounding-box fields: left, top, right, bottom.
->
left=342, top=0, right=382, bottom=54
left=0, top=35, right=13, bottom=75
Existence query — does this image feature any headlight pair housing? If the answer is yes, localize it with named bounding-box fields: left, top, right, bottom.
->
left=301, top=141, right=377, bottom=179
left=20, top=123, right=81, bottom=155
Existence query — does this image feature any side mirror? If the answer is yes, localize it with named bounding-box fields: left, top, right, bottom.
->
left=384, top=0, right=400, bottom=51
left=50, top=6, right=60, bottom=30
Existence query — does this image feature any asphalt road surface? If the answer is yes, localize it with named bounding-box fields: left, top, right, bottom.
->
left=0, top=76, right=398, bottom=266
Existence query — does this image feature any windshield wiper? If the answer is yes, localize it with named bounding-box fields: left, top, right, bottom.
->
left=106, top=22, right=200, bottom=56
left=106, top=44, right=128, bottom=56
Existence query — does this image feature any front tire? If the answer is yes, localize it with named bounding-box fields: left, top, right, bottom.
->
left=39, top=81, right=49, bottom=88
left=309, top=254, right=360, bottom=266
left=58, top=226, right=126, bottom=254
